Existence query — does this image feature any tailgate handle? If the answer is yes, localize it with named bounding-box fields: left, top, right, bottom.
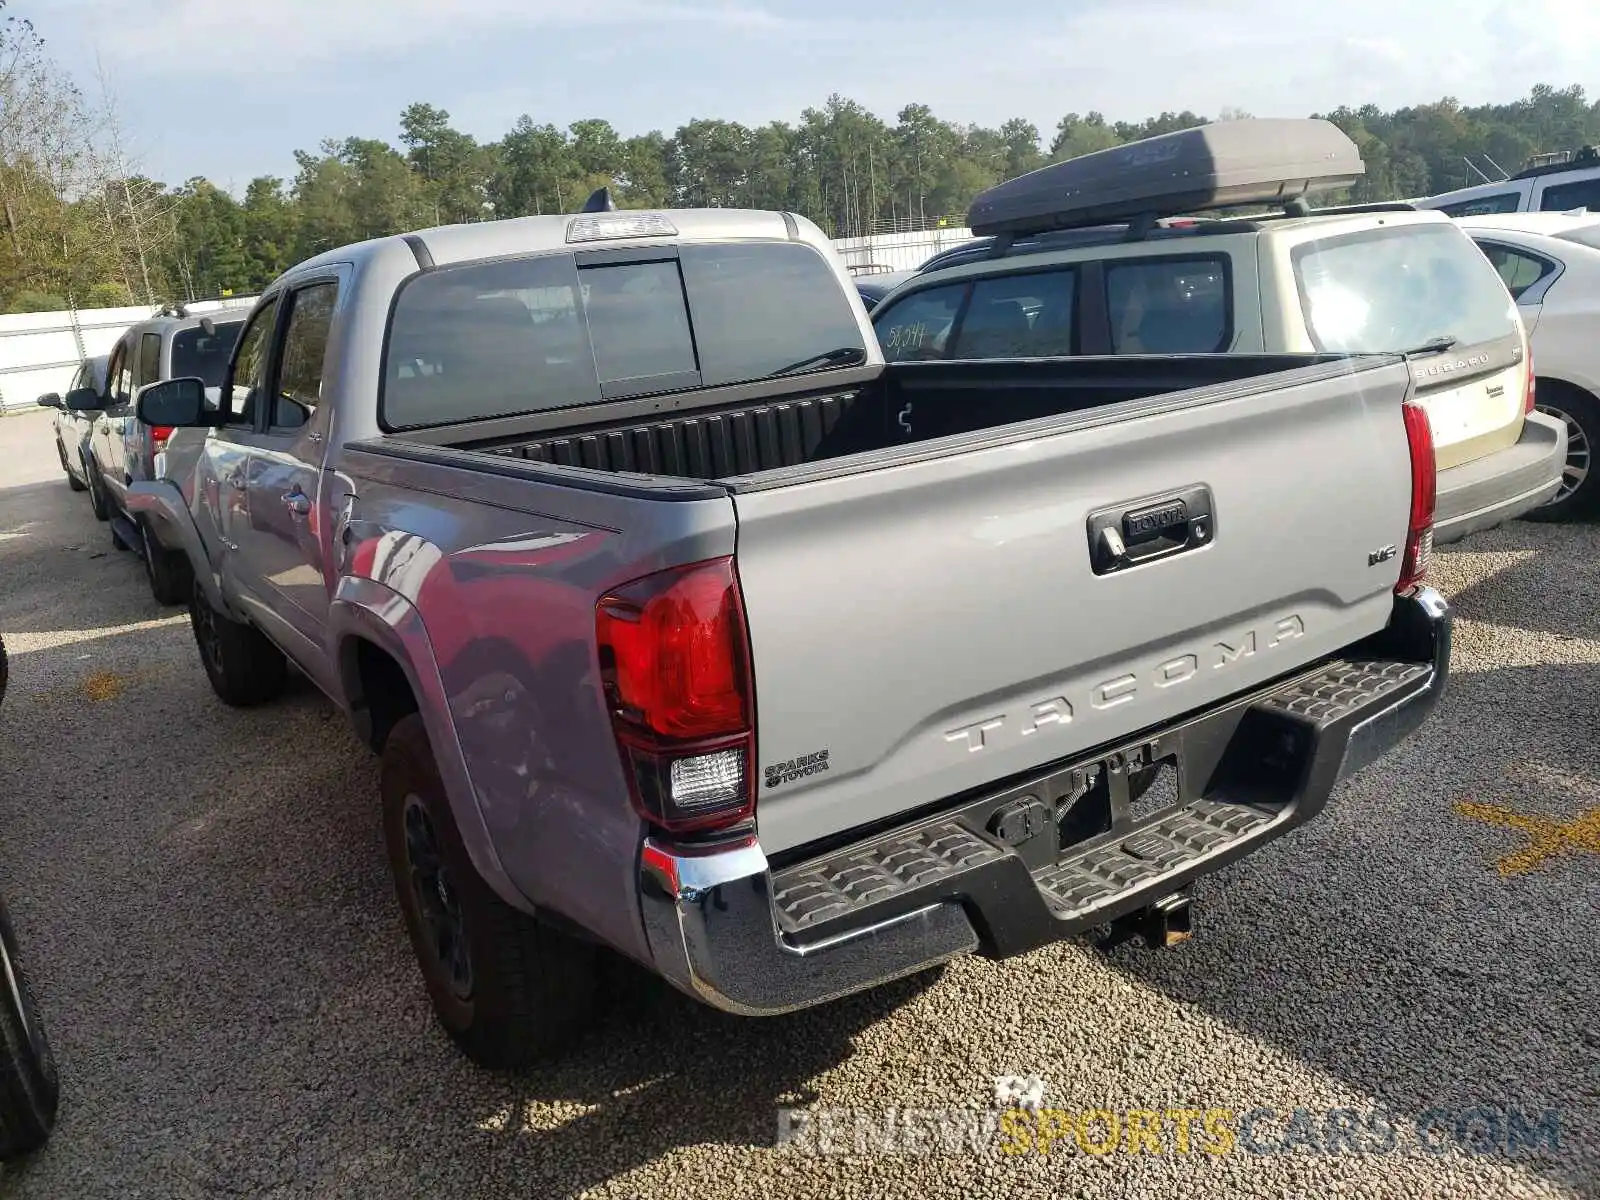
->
left=1086, top=485, right=1214, bottom=576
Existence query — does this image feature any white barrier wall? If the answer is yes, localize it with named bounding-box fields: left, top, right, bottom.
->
left=831, top=226, right=979, bottom=274
left=0, top=296, right=260, bottom=413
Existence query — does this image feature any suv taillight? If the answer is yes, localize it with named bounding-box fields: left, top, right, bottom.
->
left=595, top=556, right=756, bottom=835
left=151, top=425, right=174, bottom=451
left=1398, top=399, right=1437, bottom=594
left=1524, top=346, right=1536, bottom=415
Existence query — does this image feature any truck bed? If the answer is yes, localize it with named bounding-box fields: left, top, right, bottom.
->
left=351, top=349, right=1420, bottom=856
left=448, top=355, right=1354, bottom=483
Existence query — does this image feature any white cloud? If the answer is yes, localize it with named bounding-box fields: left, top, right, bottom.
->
left=58, top=0, right=800, bottom=73
left=36, top=0, right=1600, bottom=189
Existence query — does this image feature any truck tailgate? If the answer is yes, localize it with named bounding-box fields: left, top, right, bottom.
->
left=731, top=358, right=1416, bottom=854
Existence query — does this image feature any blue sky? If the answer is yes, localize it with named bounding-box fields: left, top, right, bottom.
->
left=32, top=0, right=1599, bottom=194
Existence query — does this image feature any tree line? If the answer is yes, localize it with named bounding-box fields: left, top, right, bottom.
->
left=3, top=0, right=1598, bottom=314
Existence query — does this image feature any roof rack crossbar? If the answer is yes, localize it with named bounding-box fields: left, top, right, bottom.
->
left=1307, top=201, right=1418, bottom=217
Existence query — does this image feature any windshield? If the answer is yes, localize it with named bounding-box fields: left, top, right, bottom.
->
left=1291, top=223, right=1517, bottom=353
left=171, top=321, right=245, bottom=388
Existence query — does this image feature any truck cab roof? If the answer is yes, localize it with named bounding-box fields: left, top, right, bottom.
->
left=281, top=207, right=835, bottom=281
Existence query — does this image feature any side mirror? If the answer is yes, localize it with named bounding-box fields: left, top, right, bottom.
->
left=35, top=393, right=62, bottom=409
left=135, top=377, right=210, bottom=428
left=63, top=387, right=103, bottom=412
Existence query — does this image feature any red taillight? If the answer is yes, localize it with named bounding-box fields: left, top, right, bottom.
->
left=596, top=556, right=756, bottom=834
left=1398, top=399, right=1436, bottom=594
left=152, top=425, right=174, bottom=451
left=1524, top=346, right=1536, bottom=415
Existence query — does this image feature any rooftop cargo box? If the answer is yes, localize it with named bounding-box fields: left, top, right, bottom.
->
left=966, top=117, right=1365, bottom=238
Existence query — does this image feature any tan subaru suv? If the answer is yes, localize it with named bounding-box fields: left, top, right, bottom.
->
left=871, top=119, right=1566, bottom=544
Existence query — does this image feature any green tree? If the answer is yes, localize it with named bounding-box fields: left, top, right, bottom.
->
left=399, top=102, right=489, bottom=224
left=1049, top=112, right=1122, bottom=162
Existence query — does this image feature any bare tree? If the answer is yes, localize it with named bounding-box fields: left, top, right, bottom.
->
left=82, top=53, right=177, bottom=306
left=0, top=3, right=100, bottom=303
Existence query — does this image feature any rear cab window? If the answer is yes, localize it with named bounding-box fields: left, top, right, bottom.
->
left=380, top=240, right=867, bottom=431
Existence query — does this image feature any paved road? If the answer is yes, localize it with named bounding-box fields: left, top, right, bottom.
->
left=0, top=408, right=1595, bottom=1199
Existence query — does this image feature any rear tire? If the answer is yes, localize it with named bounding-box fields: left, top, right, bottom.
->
left=381, top=713, right=598, bottom=1069
left=1524, top=385, right=1600, bottom=523
left=142, top=521, right=192, bottom=606
left=58, top=441, right=86, bottom=492
left=84, top=458, right=109, bottom=521
left=187, top=580, right=287, bottom=706
left=0, top=896, right=60, bottom=1161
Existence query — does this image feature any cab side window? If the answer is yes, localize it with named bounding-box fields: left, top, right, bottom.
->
left=950, top=270, right=1077, bottom=358
left=1475, top=241, right=1557, bottom=300
left=1106, top=258, right=1230, bottom=354
left=873, top=283, right=969, bottom=362
left=1540, top=178, right=1600, bottom=212
left=271, top=282, right=338, bottom=431
left=137, top=333, right=162, bottom=388
left=223, top=298, right=280, bottom=428
left=106, top=343, right=131, bottom=407
left=1438, top=192, right=1522, bottom=217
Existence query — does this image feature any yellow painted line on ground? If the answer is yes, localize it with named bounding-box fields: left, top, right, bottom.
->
left=1454, top=800, right=1600, bottom=876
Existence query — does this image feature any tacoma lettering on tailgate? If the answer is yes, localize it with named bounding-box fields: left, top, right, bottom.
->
left=944, top=614, right=1305, bottom=753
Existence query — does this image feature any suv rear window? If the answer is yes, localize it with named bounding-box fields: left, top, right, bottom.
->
left=172, top=322, right=245, bottom=389
left=1291, top=223, right=1517, bottom=354
left=381, top=241, right=866, bottom=430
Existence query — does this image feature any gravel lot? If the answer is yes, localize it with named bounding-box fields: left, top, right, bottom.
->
left=0, top=407, right=1596, bottom=1199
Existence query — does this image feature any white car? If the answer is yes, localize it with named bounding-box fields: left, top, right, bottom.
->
left=1415, top=147, right=1600, bottom=217
left=1455, top=212, right=1600, bottom=520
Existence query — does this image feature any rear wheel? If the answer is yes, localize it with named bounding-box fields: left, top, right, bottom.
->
left=84, top=457, right=109, bottom=521
left=187, top=580, right=287, bottom=706
left=1525, top=385, right=1600, bottom=523
left=0, top=896, right=59, bottom=1161
left=141, top=520, right=192, bottom=606
left=57, top=440, right=85, bottom=492
left=381, top=713, right=598, bottom=1069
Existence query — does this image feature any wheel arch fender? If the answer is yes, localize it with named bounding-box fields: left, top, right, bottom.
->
left=329, top=577, right=535, bottom=916
left=125, top=480, right=222, bottom=612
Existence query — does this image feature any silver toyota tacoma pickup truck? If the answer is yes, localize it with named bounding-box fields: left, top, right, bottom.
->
left=128, top=185, right=1452, bottom=1068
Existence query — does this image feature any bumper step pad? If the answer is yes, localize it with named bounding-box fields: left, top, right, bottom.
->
left=1033, top=798, right=1273, bottom=919
left=774, top=824, right=1006, bottom=933
left=771, top=654, right=1434, bottom=941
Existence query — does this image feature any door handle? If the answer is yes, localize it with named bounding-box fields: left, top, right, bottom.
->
left=282, top=490, right=311, bottom=517
left=1086, top=485, right=1215, bottom=576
